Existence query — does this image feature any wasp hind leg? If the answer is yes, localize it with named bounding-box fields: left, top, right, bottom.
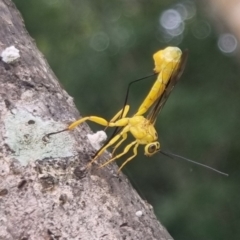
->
left=47, top=116, right=110, bottom=138
left=99, top=140, right=138, bottom=170
left=68, top=116, right=109, bottom=130
left=104, top=105, right=130, bottom=131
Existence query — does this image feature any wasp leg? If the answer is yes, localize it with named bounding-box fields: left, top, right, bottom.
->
left=111, top=132, right=127, bottom=157
left=99, top=140, right=137, bottom=169
left=109, top=105, right=130, bottom=123
left=87, top=125, right=130, bottom=167
left=104, top=105, right=130, bottom=131
left=68, top=116, right=109, bottom=130
left=69, top=115, right=130, bottom=130
left=117, top=143, right=139, bottom=173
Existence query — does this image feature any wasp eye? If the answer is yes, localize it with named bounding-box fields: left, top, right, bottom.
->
left=148, top=144, right=157, bottom=154
left=145, top=142, right=160, bottom=156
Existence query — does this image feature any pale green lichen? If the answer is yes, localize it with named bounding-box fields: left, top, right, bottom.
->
left=4, top=108, right=77, bottom=166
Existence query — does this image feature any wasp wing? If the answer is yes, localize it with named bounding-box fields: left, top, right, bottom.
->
left=147, top=50, right=188, bottom=124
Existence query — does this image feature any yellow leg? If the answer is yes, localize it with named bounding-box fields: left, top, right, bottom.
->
left=99, top=140, right=137, bottom=169
left=87, top=125, right=130, bottom=167
left=109, top=105, right=130, bottom=122
left=111, top=133, right=127, bottom=157
left=117, top=143, right=139, bottom=173
left=47, top=111, right=130, bottom=137
left=68, top=116, right=109, bottom=130
left=69, top=115, right=130, bottom=130
left=104, top=105, right=130, bottom=131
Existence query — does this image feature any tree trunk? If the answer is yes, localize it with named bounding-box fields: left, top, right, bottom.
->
left=0, top=0, right=173, bottom=239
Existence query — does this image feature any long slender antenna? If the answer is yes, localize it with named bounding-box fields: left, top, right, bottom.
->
left=96, top=73, right=158, bottom=158
left=120, top=72, right=158, bottom=119
left=91, top=73, right=158, bottom=159
left=160, top=150, right=228, bottom=176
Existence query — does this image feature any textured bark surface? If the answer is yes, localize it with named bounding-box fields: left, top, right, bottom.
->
left=0, top=0, right=173, bottom=239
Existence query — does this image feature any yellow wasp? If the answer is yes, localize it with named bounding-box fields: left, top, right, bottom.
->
left=48, top=46, right=188, bottom=171
left=47, top=46, right=227, bottom=175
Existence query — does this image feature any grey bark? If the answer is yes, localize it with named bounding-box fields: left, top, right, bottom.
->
left=0, top=0, right=173, bottom=239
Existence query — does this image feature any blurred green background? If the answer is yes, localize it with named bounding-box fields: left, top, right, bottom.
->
left=13, top=0, right=240, bottom=239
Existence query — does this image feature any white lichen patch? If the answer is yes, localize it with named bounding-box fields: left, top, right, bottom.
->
left=1, top=46, right=20, bottom=63
left=3, top=107, right=77, bottom=166
left=135, top=210, right=143, bottom=217
left=87, top=130, right=107, bottom=150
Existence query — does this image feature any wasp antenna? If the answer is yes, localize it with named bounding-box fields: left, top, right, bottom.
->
left=104, top=72, right=158, bottom=150
left=128, top=72, right=158, bottom=86
left=160, top=150, right=229, bottom=177
left=121, top=72, right=158, bottom=118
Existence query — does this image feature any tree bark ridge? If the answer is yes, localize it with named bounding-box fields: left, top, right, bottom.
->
left=0, top=0, right=173, bottom=239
